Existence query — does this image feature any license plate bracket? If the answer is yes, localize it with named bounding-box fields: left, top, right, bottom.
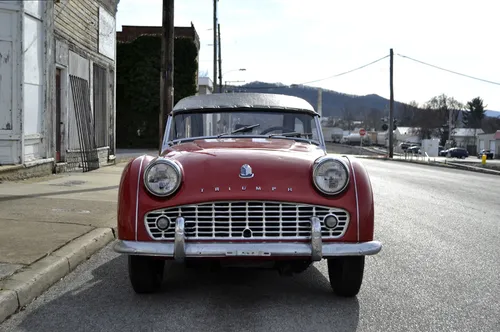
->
left=226, top=250, right=271, bottom=257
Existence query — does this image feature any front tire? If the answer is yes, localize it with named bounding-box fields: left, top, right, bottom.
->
left=327, top=256, right=365, bottom=297
left=128, top=255, right=165, bottom=294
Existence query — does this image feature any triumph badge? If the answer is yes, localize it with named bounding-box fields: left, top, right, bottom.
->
left=239, top=164, right=254, bottom=178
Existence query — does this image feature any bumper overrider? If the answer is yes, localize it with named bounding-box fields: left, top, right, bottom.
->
left=113, top=216, right=382, bottom=261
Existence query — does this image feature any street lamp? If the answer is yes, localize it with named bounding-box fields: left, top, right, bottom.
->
left=223, top=68, right=246, bottom=76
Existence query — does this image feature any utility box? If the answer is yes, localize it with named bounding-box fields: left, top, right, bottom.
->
left=421, top=138, right=440, bottom=157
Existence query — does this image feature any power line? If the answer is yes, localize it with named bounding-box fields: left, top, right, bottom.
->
left=228, top=54, right=391, bottom=91
left=397, top=53, right=500, bottom=86
left=296, top=54, right=390, bottom=85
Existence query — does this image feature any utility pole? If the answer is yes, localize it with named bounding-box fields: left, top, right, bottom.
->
left=317, top=88, right=323, bottom=117
left=448, top=106, right=453, bottom=145
left=388, top=48, right=394, bottom=158
left=218, top=23, right=222, bottom=93
left=213, top=0, right=218, bottom=93
left=159, top=0, right=174, bottom=153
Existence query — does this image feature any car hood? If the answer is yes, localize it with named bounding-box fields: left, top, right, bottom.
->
left=162, top=138, right=325, bottom=171
left=154, top=138, right=325, bottom=201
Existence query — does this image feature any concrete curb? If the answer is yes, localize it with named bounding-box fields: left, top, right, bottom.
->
left=0, top=227, right=116, bottom=324
left=358, top=156, right=500, bottom=176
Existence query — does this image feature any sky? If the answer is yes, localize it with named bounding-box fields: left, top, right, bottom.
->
left=115, top=0, right=500, bottom=112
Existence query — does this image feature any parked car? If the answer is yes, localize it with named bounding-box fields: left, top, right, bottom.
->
left=442, top=147, right=469, bottom=158
left=406, top=145, right=421, bottom=154
left=113, top=93, right=382, bottom=297
left=399, top=142, right=412, bottom=150
left=477, top=149, right=494, bottom=159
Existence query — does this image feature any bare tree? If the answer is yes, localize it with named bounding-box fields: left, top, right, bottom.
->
left=399, top=100, right=420, bottom=127
left=340, top=104, right=355, bottom=131
left=424, top=94, right=464, bottom=127
left=482, top=115, right=500, bottom=133
left=362, top=108, right=383, bottom=131
left=414, top=107, right=440, bottom=139
left=422, top=94, right=464, bottom=145
left=198, top=69, right=209, bottom=77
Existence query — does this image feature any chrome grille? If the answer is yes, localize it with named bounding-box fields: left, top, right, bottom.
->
left=144, top=201, right=350, bottom=240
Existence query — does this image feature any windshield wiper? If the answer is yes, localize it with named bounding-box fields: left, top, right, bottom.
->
left=268, top=132, right=312, bottom=138
left=217, top=124, right=260, bottom=138
left=267, top=132, right=319, bottom=145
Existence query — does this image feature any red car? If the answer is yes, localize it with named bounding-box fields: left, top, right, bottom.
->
left=114, top=93, right=382, bottom=297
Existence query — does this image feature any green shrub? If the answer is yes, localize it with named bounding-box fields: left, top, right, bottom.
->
left=116, top=35, right=198, bottom=148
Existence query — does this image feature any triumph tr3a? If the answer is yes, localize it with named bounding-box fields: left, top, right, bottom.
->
left=114, top=92, right=382, bottom=297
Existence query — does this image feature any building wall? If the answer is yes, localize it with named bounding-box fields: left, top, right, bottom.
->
left=54, top=0, right=115, bottom=55
left=22, top=1, right=47, bottom=162
left=117, top=24, right=200, bottom=50
left=476, top=133, right=498, bottom=156
left=0, top=1, right=22, bottom=164
left=197, top=77, right=213, bottom=95
left=198, top=85, right=211, bottom=95
left=0, top=0, right=116, bottom=166
left=53, top=0, right=118, bottom=164
left=454, top=136, right=475, bottom=148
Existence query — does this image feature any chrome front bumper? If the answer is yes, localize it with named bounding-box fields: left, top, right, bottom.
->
left=114, top=216, right=382, bottom=262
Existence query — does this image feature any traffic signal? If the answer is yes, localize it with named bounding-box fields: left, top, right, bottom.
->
left=381, top=118, right=397, bottom=131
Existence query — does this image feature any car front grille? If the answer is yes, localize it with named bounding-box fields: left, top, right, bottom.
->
left=144, top=201, right=350, bottom=240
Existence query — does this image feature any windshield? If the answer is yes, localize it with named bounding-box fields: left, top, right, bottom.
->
left=166, top=109, right=321, bottom=144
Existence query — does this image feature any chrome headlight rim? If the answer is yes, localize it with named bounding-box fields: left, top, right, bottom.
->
left=312, top=156, right=350, bottom=195
left=143, top=158, right=182, bottom=197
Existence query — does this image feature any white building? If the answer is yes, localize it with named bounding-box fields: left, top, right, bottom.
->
left=394, top=127, right=421, bottom=144
left=476, top=131, right=499, bottom=157
left=198, top=76, right=213, bottom=95
left=0, top=0, right=118, bottom=174
left=451, top=128, right=484, bottom=148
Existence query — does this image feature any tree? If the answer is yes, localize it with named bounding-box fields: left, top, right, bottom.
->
left=339, top=104, right=355, bottom=131
left=362, top=108, right=383, bottom=131
left=399, top=100, right=419, bottom=127
left=413, top=107, right=439, bottom=140
left=463, top=96, right=486, bottom=140
left=423, top=94, right=464, bottom=146
left=116, top=36, right=199, bottom=148
left=482, top=115, right=500, bottom=133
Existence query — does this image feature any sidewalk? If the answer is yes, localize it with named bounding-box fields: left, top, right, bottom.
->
left=0, top=162, right=128, bottom=323
left=115, top=148, right=159, bottom=164
left=356, top=154, right=500, bottom=176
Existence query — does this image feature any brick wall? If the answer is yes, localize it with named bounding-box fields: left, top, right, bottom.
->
left=117, top=24, right=200, bottom=50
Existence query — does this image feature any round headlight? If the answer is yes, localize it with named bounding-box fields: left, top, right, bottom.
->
left=143, top=158, right=182, bottom=197
left=312, top=157, right=349, bottom=195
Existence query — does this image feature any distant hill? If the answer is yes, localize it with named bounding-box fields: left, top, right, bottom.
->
left=225, top=81, right=500, bottom=119
left=225, top=81, right=399, bottom=118
left=485, top=110, right=500, bottom=118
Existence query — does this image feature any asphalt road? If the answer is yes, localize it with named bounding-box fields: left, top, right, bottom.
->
left=1, top=160, right=499, bottom=332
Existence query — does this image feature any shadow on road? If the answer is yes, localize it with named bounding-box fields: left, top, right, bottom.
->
left=0, top=186, right=119, bottom=202
left=14, top=252, right=360, bottom=332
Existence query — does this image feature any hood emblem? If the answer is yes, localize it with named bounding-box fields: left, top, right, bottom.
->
left=239, top=164, right=254, bottom=179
